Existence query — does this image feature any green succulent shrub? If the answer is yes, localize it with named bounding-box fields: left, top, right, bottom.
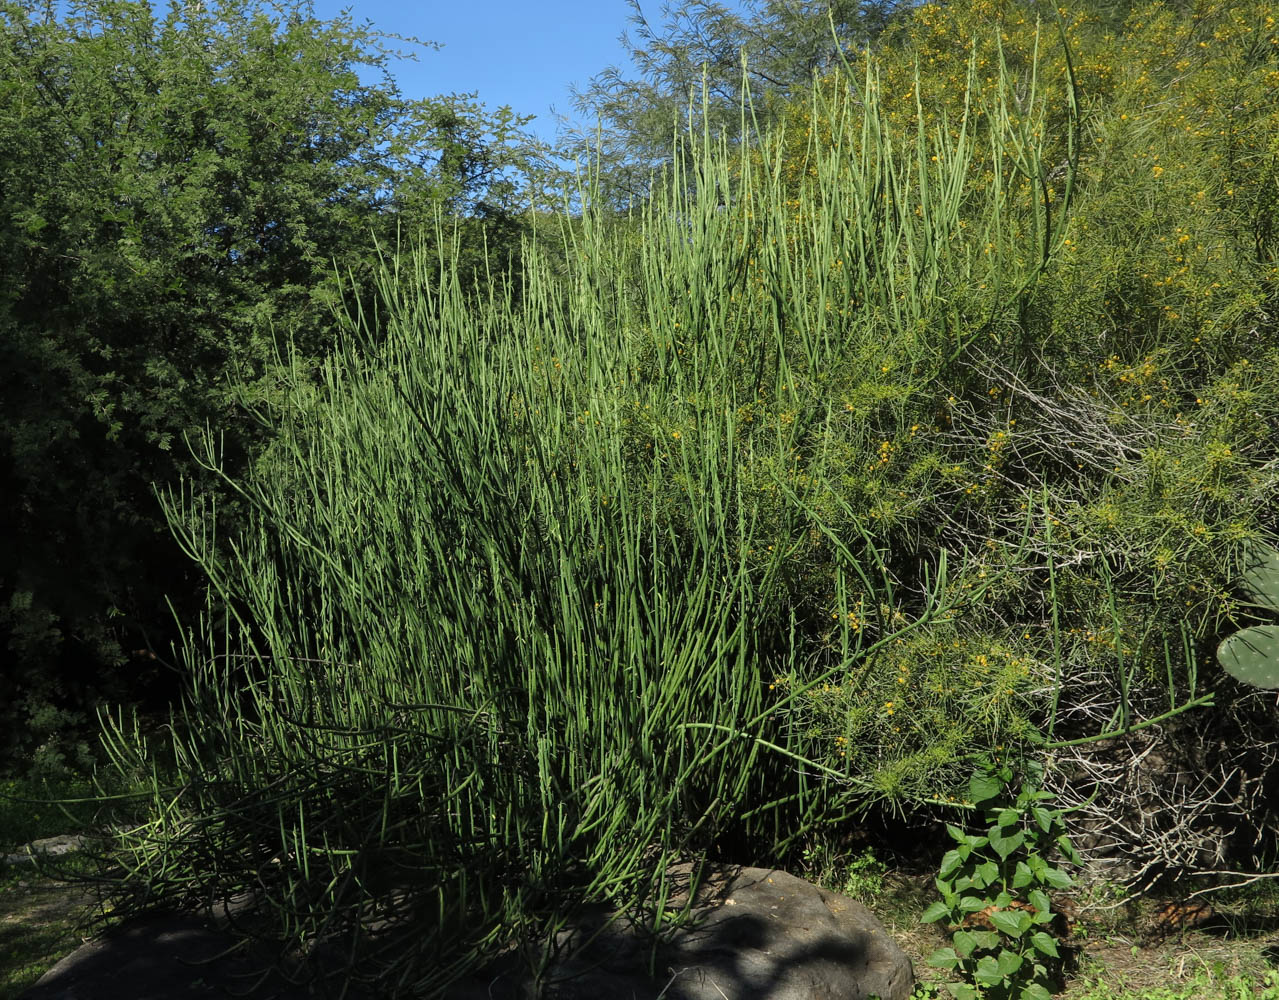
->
left=922, top=758, right=1080, bottom=1000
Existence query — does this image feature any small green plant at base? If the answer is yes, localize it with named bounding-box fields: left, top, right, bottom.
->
left=921, top=757, right=1080, bottom=1000
left=1069, top=969, right=1279, bottom=1000
left=841, top=847, right=889, bottom=900
left=801, top=841, right=887, bottom=900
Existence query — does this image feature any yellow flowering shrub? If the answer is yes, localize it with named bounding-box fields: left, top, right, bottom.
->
left=678, top=0, right=1279, bottom=828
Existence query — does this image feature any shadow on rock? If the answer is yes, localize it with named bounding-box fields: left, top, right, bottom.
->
left=19, top=862, right=912, bottom=1000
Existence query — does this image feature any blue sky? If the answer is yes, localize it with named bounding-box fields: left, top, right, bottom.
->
left=308, top=1, right=751, bottom=153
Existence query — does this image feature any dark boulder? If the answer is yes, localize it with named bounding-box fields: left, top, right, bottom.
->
left=21, top=862, right=912, bottom=999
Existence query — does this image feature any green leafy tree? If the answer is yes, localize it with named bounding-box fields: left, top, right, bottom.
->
left=557, top=0, right=915, bottom=210
left=0, top=0, right=554, bottom=771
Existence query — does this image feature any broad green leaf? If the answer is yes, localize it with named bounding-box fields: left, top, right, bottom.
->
left=997, top=949, right=1025, bottom=976
left=969, top=772, right=1003, bottom=805
left=1020, top=983, right=1053, bottom=1000
left=970, top=930, right=1001, bottom=950
left=940, top=849, right=963, bottom=878
left=1030, top=932, right=1061, bottom=958
left=1042, top=866, right=1073, bottom=889
left=959, top=895, right=989, bottom=912
left=921, top=901, right=951, bottom=924
left=946, top=823, right=970, bottom=843
left=945, top=984, right=979, bottom=1000
left=989, top=828, right=1024, bottom=860
left=1028, top=889, right=1052, bottom=919
left=953, top=930, right=978, bottom=958
left=974, top=861, right=1000, bottom=887
left=996, top=807, right=1021, bottom=829
left=928, top=947, right=961, bottom=969
left=1012, top=861, right=1033, bottom=888
left=974, top=955, right=1005, bottom=985
left=991, top=908, right=1032, bottom=937
left=1032, top=806, right=1055, bottom=833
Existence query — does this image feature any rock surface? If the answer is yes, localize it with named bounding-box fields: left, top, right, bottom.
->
left=4, top=834, right=89, bottom=867
left=454, top=862, right=914, bottom=1000
left=19, top=862, right=913, bottom=1000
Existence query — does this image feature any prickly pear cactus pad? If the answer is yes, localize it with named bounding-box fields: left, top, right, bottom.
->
left=1217, top=625, right=1279, bottom=690
left=1217, top=543, right=1279, bottom=689
left=1239, top=542, right=1279, bottom=612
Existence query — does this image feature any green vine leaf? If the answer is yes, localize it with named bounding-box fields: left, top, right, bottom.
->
left=1030, top=931, right=1061, bottom=958
left=921, top=901, right=951, bottom=923
left=953, top=930, right=979, bottom=958
left=991, top=908, right=1032, bottom=937
left=997, top=949, right=1025, bottom=976
left=989, top=827, right=1025, bottom=859
left=1041, top=866, right=1073, bottom=889
left=970, top=930, right=1001, bottom=950
left=1012, top=861, right=1034, bottom=888
left=929, top=946, right=962, bottom=969
left=974, top=860, right=1000, bottom=886
left=974, top=954, right=1005, bottom=985
left=969, top=772, right=1003, bottom=804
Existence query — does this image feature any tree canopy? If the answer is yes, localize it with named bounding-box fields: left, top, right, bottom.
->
left=556, top=0, right=915, bottom=210
left=0, top=0, right=555, bottom=767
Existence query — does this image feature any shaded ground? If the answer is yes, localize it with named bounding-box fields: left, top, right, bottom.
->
left=0, top=859, right=104, bottom=1000
left=4, top=853, right=1279, bottom=999
left=0, top=857, right=368, bottom=1000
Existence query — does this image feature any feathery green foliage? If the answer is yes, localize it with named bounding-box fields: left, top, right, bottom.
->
left=742, top=0, right=1279, bottom=865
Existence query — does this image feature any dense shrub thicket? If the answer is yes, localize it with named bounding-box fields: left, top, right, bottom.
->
left=735, top=0, right=1279, bottom=886
left=72, top=2, right=1279, bottom=995
left=0, top=1, right=1271, bottom=997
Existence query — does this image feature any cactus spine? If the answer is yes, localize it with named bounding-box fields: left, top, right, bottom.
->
left=1216, top=541, right=1279, bottom=689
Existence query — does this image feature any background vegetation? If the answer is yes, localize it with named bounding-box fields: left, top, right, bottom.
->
left=0, top=0, right=553, bottom=771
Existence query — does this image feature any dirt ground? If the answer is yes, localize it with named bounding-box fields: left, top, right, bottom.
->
left=873, top=868, right=1279, bottom=999
left=0, top=862, right=105, bottom=1000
